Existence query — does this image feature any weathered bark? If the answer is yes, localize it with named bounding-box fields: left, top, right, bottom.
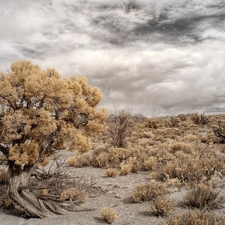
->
left=8, top=162, right=67, bottom=218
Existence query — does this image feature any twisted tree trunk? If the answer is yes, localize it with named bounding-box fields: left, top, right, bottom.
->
left=8, top=162, right=67, bottom=218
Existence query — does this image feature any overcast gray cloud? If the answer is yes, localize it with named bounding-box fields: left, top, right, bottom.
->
left=0, top=0, right=225, bottom=116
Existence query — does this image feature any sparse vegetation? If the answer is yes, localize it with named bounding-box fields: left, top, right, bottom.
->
left=60, top=187, right=88, bottom=203
left=0, top=82, right=225, bottom=224
left=100, top=207, right=118, bottom=224
left=150, top=196, right=174, bottom=216
left=167, top=210, right=225, bottom=225
left=191, top=113, right=209, bottom=125
left=181, top=183, right=224, bottom=209
left=105, top=168, right=119, bottom=178
left=213, top=121, right=225, bottom=143
left=131, top=182, right=166, bottom=203
left=120, top=163, right=133, bottom=175
left=108, top=110, right=133, bottom=148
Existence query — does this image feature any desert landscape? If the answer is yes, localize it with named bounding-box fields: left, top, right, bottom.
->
left=1, top=1, right=225, bottom=224
left=1, top=112, right=225, bottom=225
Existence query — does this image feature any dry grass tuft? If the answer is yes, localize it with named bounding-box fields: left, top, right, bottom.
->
left=105, top=168, right=119, bottom=178
left=100, top=207, right=118, bottom=224
left=170, top=142, right=191, bottom=154
left=150, top=196, right=174, bottom=217
left=167, top=210, right=225, bottom=225
left=120, top=163, right=133, bottom=175
left=60, top=187, right=88, bottom=203
left=181, top=183, right=224, bottom=209
left=131, top=182, right=166, bottom=203
left=143, top=156, right=156, bottom=170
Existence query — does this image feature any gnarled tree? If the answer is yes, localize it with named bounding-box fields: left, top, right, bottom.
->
left=0, top=60, right=108, bottom=218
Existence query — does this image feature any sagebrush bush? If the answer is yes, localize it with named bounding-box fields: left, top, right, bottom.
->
left=181, top=134, right=199, bottom=142
left=143, top=156, right=156, bottom=171
left=145, top=117, right=161, bottom=129
left=191, top=113, right=209, bottom=125
left=167, top=210, right=225, bottom=225
left=150, top=196, right=174, bottom=217
left=106, top=168, right=119, bottom=178
left=120, top=163, right=133, bottom=175
left=131, top=182, right=166, bottom=203
left=60, top=187, right=88, bottom=203
left=170, top=142, right=191, bottom=154
left=108, top=110, right=133, bottom=148
left=181, top=183, right=224, bottom=209
left=162, top=158, right=203, bottom=183
left=100, top=207, right=118, bottom=224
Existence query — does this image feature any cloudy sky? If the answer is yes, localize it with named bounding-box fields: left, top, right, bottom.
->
left=1, top=0, right=225, bottom=116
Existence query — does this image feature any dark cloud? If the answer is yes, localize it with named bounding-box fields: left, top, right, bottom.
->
left=0, top=0, right=225, bottom=116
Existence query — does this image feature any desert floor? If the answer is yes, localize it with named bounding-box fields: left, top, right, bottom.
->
left=1, top=163, right=225, bottom=225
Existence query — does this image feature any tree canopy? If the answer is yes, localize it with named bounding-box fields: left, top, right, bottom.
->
left=0, top=60, right=108, bottom=217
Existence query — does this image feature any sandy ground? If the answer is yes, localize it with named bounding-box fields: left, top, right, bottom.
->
left=0, top=151, right=225, bottom=225
left=0, top=166, right=167, bottom=225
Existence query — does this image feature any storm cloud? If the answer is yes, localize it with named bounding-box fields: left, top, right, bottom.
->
left=0, top=0, right=225, bottom=116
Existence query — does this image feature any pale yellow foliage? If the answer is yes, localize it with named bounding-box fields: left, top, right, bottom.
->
left=131, top=182, right=166, bottom=203
left=60, top=187, right=88, bottom=203
left=150, top=196, right=174, bottom=216
left=120, top=163, right=132, bottom=175
left=105, top=168, right=119, bottom=178
left=100, top=207, right=118, bottom=224
left=9, top=141, right=39, bottom=165
left=0, top=60, right=107, bottom=168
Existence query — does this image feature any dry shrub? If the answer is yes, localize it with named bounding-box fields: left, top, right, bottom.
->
left=143, top=156, right=156, bottom=170
left=181, top=134, right=199, bottom=142
left=67, top=154, right=90, bottom=167
left=145, top=118, right=160, bottom=129
left=150, top=196, right=174, bottom=217
left=131, top=182, right=166, bottom=203
left=154, top=134, right=165, bottom=143
left=120, top=163, right=132, bottom=175
left=60, top=187, right=88, bottom=203
left=166, top=117, right=180, bottom=127
left=100, top=207, right=118, bottom=224
left=167, top=210, right=225, bottom=225
left=88, top=146, right=127, bottom=168
left=170, top=142, right=191, bottom=154
left=191, top=113, right=209, bottom=125
left=181, top=183, right=224, bottom=209
left=106, top=168, right=119, bottom=178
left=166, top=178, right=183, bottom=188
left=212, top=121, right=225, bottom=143
left=0, top=169, right=9, bottom=184
left=150, top=144, right=174, bottom=163
left=158, top=142, right=225, bottom=183
left=162, top=158, right=203, bottom=183
left=108, top=110, right=133, bottom=148
left=199, top=157, right=225, bottom=178
left=77, top=145, right=153, bottom=173
left=178, top=114, right=187, bottom=121
left=148, top=138, right=155, bottom=146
